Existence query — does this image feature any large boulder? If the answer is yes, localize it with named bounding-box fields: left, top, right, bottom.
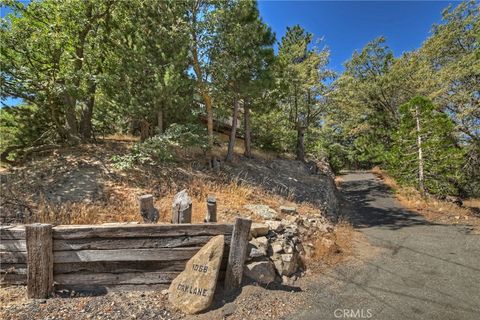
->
left=244, top=204, right=279, bottom=220
left=248, top=236, right=268, bottom=259
left=271, top=253, right=299, bottom=277
left=265, top=220, right=284, bottom=233
left=279, top=206, right=297, bottom=215
left=244, top=259, right=276, bottom=284
left=168, top=235, right=224, bottom=314
left=250, top=223, right=269, bottom=238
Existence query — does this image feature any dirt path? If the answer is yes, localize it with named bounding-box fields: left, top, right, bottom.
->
left=292, top=172, right=480, bottom=320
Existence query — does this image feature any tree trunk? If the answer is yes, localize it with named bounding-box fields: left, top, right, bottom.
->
left=191, top=3, right=214, bottom=157
left=225, top=96, right=240, bottom=162
left=79, top=80, right=96, bottom=140
left=140, top=120, right=151, bottom=142
left=296, top=126, right=305, bottom=162
left=243, top=100, right=252, bottom=158
left=63, top=95, right=80, bottom=143
left=157, top=109, right=164, bottom=134
left=415, top=104, right=425, bottom=195
left=205, top=95, right=214, bottom=153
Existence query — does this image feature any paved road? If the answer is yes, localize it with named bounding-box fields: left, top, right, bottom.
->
left=293, top=172, right=480, bottom=320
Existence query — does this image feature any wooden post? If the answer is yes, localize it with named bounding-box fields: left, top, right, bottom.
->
left=224, top=217, right=251, bottom=291
left=205, top=195, right=217, bottom=223
left=210, top=157, right=221, bottom=170
left=172, top=190, right=192, bottom=224
left=26, top=224, right=53, bottom=299
left=138, top=194, right=159, bottom=223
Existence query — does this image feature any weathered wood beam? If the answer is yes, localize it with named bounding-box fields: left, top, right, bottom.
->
left=205, top=195, right=217, bottom=223
left=0, top=251, right=27, bottom=263
left=53, top=247, right=201, bottom=263
left=0, top=226, right=26, bottom=240
left=52, top=224, right=233, bottom=239
left=138, top=194, right=159, bottom=223
left=0, top=263, right=27, bottom=275
left=0, top=239, right=27, bottom=252
left=53, top=235, right=231, bottom=251
left=172, top=190, right=192, bottom=224
left=54, top=271, right=179, bottom=285
left=26, top=224, right=53, bottom=299
left=53, top=261, right=189, bottom=274
left=224, top=217, right=252, bottom=291
left=54, top=283, right=169, bottom=293
left=0, top=273, right=27, bottom=285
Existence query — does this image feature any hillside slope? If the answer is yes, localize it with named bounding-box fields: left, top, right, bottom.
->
left=0, top=140, right=338, bottom=225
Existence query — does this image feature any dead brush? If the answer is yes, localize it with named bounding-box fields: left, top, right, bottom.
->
left=372, top=167, right=480, bottom=227
left=155, top=178, right=264, bottom=223
left=30, top=195, right=140, bottom=225
left=304, top=216, right=356, bottom=271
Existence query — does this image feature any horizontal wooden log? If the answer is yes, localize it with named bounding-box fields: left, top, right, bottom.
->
left=0, top=251, right=27, bottom=263
left=54, top=271, right=179, bottom=285
left=0, top=226, right=26, bottom=240
left=54, top=247, right=201, bottom=263
left=55, top=283, right=169, bottom=293
left=53, top=235, right=232, bottom=251
left=0, top=273, right=27, bottom=285
left=54, top=254, right=229, bottom=274
left=53, top=261, right=189, bottom=274
left=0, top=263, right=27, bottom=275
left=52, top=224, right=233, bottom=240
left=0, top=239, right=26, bottom=252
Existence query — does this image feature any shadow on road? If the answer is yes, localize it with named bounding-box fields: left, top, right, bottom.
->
left=339, top=177, right=435, bottom=230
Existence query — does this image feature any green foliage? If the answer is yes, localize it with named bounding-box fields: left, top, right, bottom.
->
left=386, top=97, right=464, bottom=196
left=1, top=0, right=115, bottom=141
left=102, top=0, right=192, bottom=129
left=162, top=123, right=209, bottom=151
left=322, top=1, right=479, bottom=197
left=251, top=110, right=296, bottom=152
left=0, top=104, right=56, bottom=159
left=1, top=0, right=478, bottom=199
left=111, top=123, right=208, bottom=169
left=275, top=25, right=333, bottom=160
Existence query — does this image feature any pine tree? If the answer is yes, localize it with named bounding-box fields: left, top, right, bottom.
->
left=276, top=25, right=332, bottom=162
left=387, top=96, right=464, bottom=196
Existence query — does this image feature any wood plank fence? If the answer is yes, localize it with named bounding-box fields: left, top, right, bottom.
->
left=1, top=218, right=250, bottom=298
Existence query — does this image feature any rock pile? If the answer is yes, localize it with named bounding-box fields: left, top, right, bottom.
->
left=244, top=205, right=336, bottom=285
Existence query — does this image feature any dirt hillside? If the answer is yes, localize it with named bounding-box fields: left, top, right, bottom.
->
left=0, top=140, right=339, bottom=225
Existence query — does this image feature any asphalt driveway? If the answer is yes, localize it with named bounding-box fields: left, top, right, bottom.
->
left=292, top=172, right=480, bottom=320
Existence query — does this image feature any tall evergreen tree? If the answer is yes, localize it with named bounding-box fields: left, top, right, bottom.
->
left=209, top=0, right=274, bottom=161
left=387, top=97, right=464, bottom=196
left=276, top=25, right=332, bottom=161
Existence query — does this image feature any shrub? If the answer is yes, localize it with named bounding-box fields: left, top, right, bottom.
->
left=111, top=123, right=208, bottom=169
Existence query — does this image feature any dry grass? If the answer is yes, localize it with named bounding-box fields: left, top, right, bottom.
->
left=302, top=217, right=357, bottom=272
left=151, top=177, right=322, bottom=224
left=1, top=136, right=327, bottom=227
left=0, top=286, right=27, bottom=310
left=19, top=172, right=323, bottom=225
left=213, top=133, right=281, bottom=161
left=372, top=166, right=480, bottom=228
left=334, top=175, right=344, bottom=187
left=102, top=133, right=140, bottom=142
left=28, top=195, right=139, bottom=225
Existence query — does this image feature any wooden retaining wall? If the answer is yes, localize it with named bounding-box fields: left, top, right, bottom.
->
left=1, top=223, right=237, bottom=294
left=1, top=225, right=27, bottom=286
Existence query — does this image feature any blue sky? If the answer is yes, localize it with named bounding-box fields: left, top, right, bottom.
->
left=258, top=0, right=455, bottom=72
left=1, top=0, right=458, bottom=107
